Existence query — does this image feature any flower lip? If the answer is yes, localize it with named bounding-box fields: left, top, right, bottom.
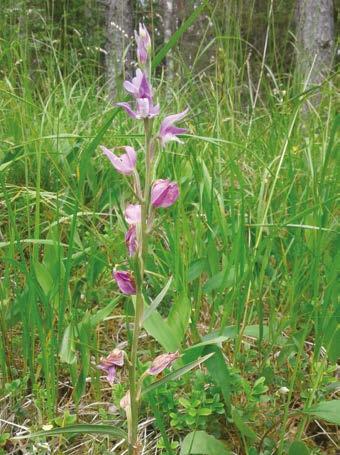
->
left=148, top=351, right=180, bottom=376
left=113, top=270, right=136, bottom=295
left=151, top=179, right=179, bottom=208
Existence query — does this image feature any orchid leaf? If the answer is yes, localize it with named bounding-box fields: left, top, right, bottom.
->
left=143, top=276, right=173, bottom=322
left=143, top=309, right=180, bottom=352
left=86, top=297, right=119, bottom=328
left=167, top=293, right=191, bottom=345
left=204, top=345, right=232, bottom=413
left=59, top=324, right=77, bottom=365
left=188, top=257, right=208, bottom=282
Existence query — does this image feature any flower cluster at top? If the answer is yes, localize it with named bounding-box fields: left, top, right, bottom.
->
left=101, top=23, right=188, bottom=295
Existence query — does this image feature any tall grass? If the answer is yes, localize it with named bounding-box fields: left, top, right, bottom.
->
left=0, top=1, right=338, bottom=453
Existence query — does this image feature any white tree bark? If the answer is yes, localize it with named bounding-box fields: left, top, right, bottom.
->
left=296, top=0, right=334, bottom=86
left=105, top=0, right=133, bottom=99
left=162, top=0, right=175, bottom=80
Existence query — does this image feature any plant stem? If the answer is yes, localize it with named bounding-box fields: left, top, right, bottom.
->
left=128, top=119, right=153, bottom=455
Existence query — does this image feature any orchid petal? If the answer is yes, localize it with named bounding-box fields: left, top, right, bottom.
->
left=116, top=102, right=137, bottom=119
left=124, top=204, right=141, bottom=224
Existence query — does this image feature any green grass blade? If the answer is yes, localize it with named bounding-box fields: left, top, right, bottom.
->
left=12, top=424, right=127, bottom=440
left=152, top=0, right=209, bottom=70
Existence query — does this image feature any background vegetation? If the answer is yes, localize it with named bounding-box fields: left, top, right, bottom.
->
left=0, top=0, right=339, bottom=454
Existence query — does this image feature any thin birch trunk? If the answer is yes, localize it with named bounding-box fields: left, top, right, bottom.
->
left=295, top=0, right=334, bottom=86
left=162, top=0, right=175, bottom=81
left=105, top=0, right=134, bottom=99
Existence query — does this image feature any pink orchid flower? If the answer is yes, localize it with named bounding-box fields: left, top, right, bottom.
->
left=117, top=98, right=160, bottom=120
left=98, top=349, right=124, bottom=385
left=124, top=204, right=141, bottom=225
left=148, top=352, right=180, bottom=376
left=113, top=270, right=136, bottom=295
left=159, top=108, right=188, bottom=147
left=151, top=179, right=179, bottom=208
left=123, top=68, right=152, bottom=100
left=120, top=390, right=131, bottom=410
left=101, top=145, right=136, bottom=175
left=125, top=225, right=138, bottom=256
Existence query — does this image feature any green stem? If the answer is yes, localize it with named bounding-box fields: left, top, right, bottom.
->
left=128, top=119, right=153, bottom=455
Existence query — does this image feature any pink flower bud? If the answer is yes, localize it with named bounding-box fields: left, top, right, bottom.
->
left=101, top=146, right=136, bottom=175
left=124, top=204, right=141, bottom=225
left=151, top=179, right=179, bottom=208
left=113, top=270, right=136, bottom=295
left=120, top=390, right=131, bottom=410
left=134, top=23, right=151, bottom=65
left=125, top=225, right=138, bottom=256
left=98, top=348, right=124, bottom=385
left=148, top=351, right=180, bottom=376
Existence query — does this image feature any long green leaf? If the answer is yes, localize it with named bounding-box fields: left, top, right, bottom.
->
left=12, top=424, right=127, bottom=440
left=203, top=345, right=232, bottom=413
left=143, top=276, right=173, bottom=322
left=167, top=293, right=191, bottom=346
left=143, top=309, right=180, bottom=352
left=142, top=352, right=214, bottom=395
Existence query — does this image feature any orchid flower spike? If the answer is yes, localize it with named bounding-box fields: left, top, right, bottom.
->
left=135, top=23, right=151, bottom=66
left=113, top=270, right=136, bottom=295
left=98, top=349, right=124, bottom=385
left=151, top=179, right=179, bottom=208
left=159, top=108, right=189, bottom=147
left=101, top=146, right=137, bottom=175
left=124, top=204, right=141, bottom=225
left=148, top=352, right=180, bottom=376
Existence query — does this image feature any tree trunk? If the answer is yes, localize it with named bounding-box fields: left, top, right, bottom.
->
left=295, top=0, right=334, bottom=86
left=105, top=0, right=134, bottom=100
left=162, top=0, right=175, bottom=80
